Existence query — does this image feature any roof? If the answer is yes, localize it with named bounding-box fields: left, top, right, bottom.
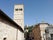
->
left=35, top=22, right=50, bottom=26
left=0, top=9, right=24, bottom=32
left=32, top=22, right=50, bottom=31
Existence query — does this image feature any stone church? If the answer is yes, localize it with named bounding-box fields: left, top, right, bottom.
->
left=0, top=4, right=24, bottom=40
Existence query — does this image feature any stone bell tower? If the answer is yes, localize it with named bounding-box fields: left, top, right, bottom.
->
left=14, top=4, right=24, bottom=40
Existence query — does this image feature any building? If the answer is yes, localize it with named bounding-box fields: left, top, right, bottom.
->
left=29, top=22, right=50, bottom=40
left=29, top=24, right=41, bottom=40
left=0, top=9, right=24, bottom=40
left=39, top=22, right=50, bottom=40
left=45, top=25, right=53, bottom=40
left=14, top=4, right=24, bottom=40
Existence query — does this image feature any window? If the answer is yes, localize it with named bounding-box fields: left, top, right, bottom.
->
left=15, top=8, right=23, bottom=11
left=15, top=9, right=18, bottom=11
left=3, top=38, right=6, bottom=40
left=19, top=9, right=22, bottom=11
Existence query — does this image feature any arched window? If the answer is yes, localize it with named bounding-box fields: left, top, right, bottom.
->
left=15, top=9, right=19, bottom=11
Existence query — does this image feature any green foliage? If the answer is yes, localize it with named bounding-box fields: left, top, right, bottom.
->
left=24, top=25, right=33, bottom=32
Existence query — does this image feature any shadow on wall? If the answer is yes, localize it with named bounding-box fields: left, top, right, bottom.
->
left=0, top=9, right=24, bottom=32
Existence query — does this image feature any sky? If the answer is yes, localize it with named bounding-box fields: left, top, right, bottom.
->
left=0, top=0, right=53, bottom=25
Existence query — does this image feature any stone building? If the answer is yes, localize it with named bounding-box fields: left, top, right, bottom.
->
left=29, top=22, right=50, bottom=40
left=0, top=4, right=24, bottom=40
left=29, top=24, right=41, bottom=40
left=0, top=9, right=24, bottom=40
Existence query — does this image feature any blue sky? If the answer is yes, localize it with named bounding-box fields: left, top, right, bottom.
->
left=0, top=0, right=53, bottom=25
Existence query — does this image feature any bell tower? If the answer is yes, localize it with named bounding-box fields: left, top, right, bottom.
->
left=14, top=4, right=24, bottom=40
